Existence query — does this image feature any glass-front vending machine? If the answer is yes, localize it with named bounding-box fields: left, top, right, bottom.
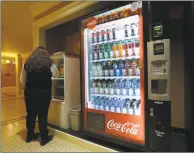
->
left=81, top=1, right=146, bottom=148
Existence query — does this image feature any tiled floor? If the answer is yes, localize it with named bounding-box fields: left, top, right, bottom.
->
left=1, top=87, right=88, bottom=152
left=1, top=87, right=26, bottom=123
left=1, top=87, right=112, bottom=152
left=1, top=119, right=88, bottom=152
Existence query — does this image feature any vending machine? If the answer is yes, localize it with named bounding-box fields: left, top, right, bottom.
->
left=81, top=1, right=146, bottom=149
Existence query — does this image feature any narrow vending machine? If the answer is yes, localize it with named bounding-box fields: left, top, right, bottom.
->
left=147, top=23, right=171, bottom=151
left=81, top=1, right=146, bottom=149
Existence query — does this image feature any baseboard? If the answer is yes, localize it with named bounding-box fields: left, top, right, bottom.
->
left=48, top=127, right=117, bottom=152
left=171, top=127, right=185, bottom=135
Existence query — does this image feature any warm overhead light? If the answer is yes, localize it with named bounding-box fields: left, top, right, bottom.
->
left=1, top=52, right=17, bottom=58
left=5, top=60, right=10, bottom=64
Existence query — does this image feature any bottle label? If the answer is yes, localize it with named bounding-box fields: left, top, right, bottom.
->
left=111, top=106, right=115, bottom=112
left=116, top=69, right=120, bottom=76
left=122, top=108, right=127, bottom=114
left=122, top=50, right=126, bottom=57
left=116, top=107, right=120, bottom=113
left=105, top=106, right=109, bottom=111
left=127, top=48, right=132, bottom=56
left=104, top=52, right=108, bottom=59
left=129, top=108, right=133, bottom=114
left=129, top=89, right=133, bottom=96
left=110, top=70, right=114, bottom=76
left=122, top=89, right=127, bottom=95
left=91, top=88, right=93, bottom=94
left=110, top=51, right=113, bottom=58
left=90, top=54, right=93, bottom=60
left=100, top=88, right=104, bottom=94
left=110, top=88, right=114, bottom=95
left=116, top=89, right=120, bottom=95
left=94, top=53, right=98, bottom=60
left=135, top=89, right=140, bottom=96
left=94, top=71, right=98, bottom=77
left=128, top=69, right=133, bottom=76
left=95, top=88, right=98, bottom=94
left=99, top=53, right=103, bottom=59
left=105, top=88, right=109, bottom=94
left=135, top=47, right=140, bottom=56
left=116, top=50, right=119, bottom=57
left=104, top=32, right=108, bottom=41
left=100, top=105, right=104, bottom=110
left=105, top=70, right=109, bottom=76
left=136, top=68, right=140, bottom=76
left=122, top=69, right=126, bottom=76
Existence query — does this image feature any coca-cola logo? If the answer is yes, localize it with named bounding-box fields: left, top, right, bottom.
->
left=107, top=119, right=140, bottom=136
left=87, top=17, right=97, bottom=29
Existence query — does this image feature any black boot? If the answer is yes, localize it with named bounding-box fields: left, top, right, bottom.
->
left=26, top=133, right=40, bottom=143
left=40, top=135, right=53, bottom=146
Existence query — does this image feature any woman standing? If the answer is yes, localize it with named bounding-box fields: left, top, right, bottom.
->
left=20, top=46, right=59, bottom=146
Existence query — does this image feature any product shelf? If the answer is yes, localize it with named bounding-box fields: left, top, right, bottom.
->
left=90, top=56, right=140, bottom=63
left=90, top=76, right=140, bottom=80
left=90, top=35, right=139, bottom=46
left=91, top=94, right=140, bottom=100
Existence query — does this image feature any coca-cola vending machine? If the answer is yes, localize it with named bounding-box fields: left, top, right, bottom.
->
left=81, top=1, right=146, bottom=150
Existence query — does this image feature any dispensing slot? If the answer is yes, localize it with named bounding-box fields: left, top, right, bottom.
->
left=151, top=80, right=167, bottom=95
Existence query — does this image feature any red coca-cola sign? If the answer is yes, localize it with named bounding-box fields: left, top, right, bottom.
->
left=107, top=119, right=140, bottom=136
left=86, top=17, right=97, bottom=29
